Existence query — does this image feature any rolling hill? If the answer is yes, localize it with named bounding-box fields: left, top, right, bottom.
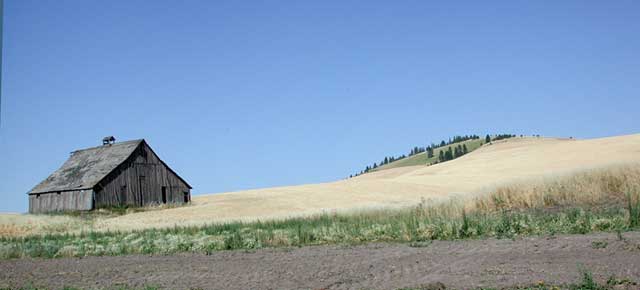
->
left=93, top=133, right=640, bottom=231
left=370, top=138, right=485, bottom=172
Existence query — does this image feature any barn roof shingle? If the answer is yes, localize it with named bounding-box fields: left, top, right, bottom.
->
left=29, top=139, right=144, bottom=194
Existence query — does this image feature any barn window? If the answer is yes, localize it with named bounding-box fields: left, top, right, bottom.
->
left=183, top=192, right=189, bottom=203
left=36, top=194, right=40, bottom=199
left=161, top=186, right=167, bottom=204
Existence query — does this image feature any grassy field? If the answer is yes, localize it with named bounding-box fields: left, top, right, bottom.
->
left=1, top=164, right=638, bottom=259
left=1, top=134, right=640, bottom=236
left=92, top=134, right=640, bottom=232
left=4, top=205, right=636, bottom=259
left=372, top=138, right=486, bottom=171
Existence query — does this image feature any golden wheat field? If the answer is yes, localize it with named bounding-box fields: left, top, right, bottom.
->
left=1, top=134, right=640, bottom=236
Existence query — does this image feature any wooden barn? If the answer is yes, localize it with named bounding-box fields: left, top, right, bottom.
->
left=28, top=138, right=192, bottom=213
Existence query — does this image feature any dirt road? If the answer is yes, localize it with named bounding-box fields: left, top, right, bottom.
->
left=2, top=232, right=640, bottom=289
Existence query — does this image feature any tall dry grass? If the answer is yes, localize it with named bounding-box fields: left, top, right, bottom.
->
left=471, top=164, right=640, bottom=212
left=1, top=163, right=639, bottom=241
left=0, top=203, right=191, bottom=238
left=0, top=214, right=93, bottom=238
left=2, top=163, right=640, bottom=259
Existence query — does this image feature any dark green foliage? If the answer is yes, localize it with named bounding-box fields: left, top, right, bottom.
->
left=352, top=134, right=484, bottom=177
left=627, top=192, right=640, bottom=228
left=591, top=241, right=608, bottom=249
left=223, top=232, right=244, bottom=250
left=426, top=147, right=434, bottom=158
left=492, top=134, right=517, bottom=141
left=606, top=275, right=636, bottom=287
left=574, top=267, right=603, bottom=290
left=444, top=147, right=453, bottom=161
left=459, top=210, right=472, bottom=238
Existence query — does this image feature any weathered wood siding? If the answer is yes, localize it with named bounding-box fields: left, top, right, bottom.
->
left=94, top=143, right=191, bottom=207
left=28, top=190, right=93, bottom=213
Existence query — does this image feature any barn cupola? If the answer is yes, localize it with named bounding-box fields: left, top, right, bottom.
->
left=102, top=136, right=116, bottom=146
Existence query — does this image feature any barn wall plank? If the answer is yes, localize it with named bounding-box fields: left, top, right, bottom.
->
left=28, top=190, right=93, bottom=213
left=94, top=142, right=190, bottom=208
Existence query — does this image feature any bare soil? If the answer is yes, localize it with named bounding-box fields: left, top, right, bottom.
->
left=2, top=232, right=640, bottom=290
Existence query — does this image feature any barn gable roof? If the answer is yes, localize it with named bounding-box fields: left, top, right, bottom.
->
left=29, top=139, right=145, bottom=194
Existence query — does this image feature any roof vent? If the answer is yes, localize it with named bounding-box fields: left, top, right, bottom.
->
left=102, top=136, right=116, bottom=146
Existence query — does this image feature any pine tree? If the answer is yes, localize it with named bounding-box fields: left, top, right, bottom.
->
left=445, top=147, right=453, bottom=161
left=439, top=150, right=445, bottom=162
left=463, top=144, right=468, bottom=154
left=485, top=134, right=491, bottom=143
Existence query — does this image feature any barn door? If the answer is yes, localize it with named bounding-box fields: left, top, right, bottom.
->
left=136, top=163, right=150, bottom=207
left=138, top=176, right=146, bottom=206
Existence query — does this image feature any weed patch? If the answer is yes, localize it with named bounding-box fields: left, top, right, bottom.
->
left=1, top=203, right=637, bottom=259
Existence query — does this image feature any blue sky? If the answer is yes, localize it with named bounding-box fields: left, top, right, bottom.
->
left=1, top=1, right=639, bottom=212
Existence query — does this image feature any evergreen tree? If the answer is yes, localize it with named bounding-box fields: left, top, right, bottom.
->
left=485, top=134, right=491, bottom=143
left=463, top=144, right=468, bottom=154
left=439, top=150, right=445, bottom=162
left=445, top=147, right=453, bottom=161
